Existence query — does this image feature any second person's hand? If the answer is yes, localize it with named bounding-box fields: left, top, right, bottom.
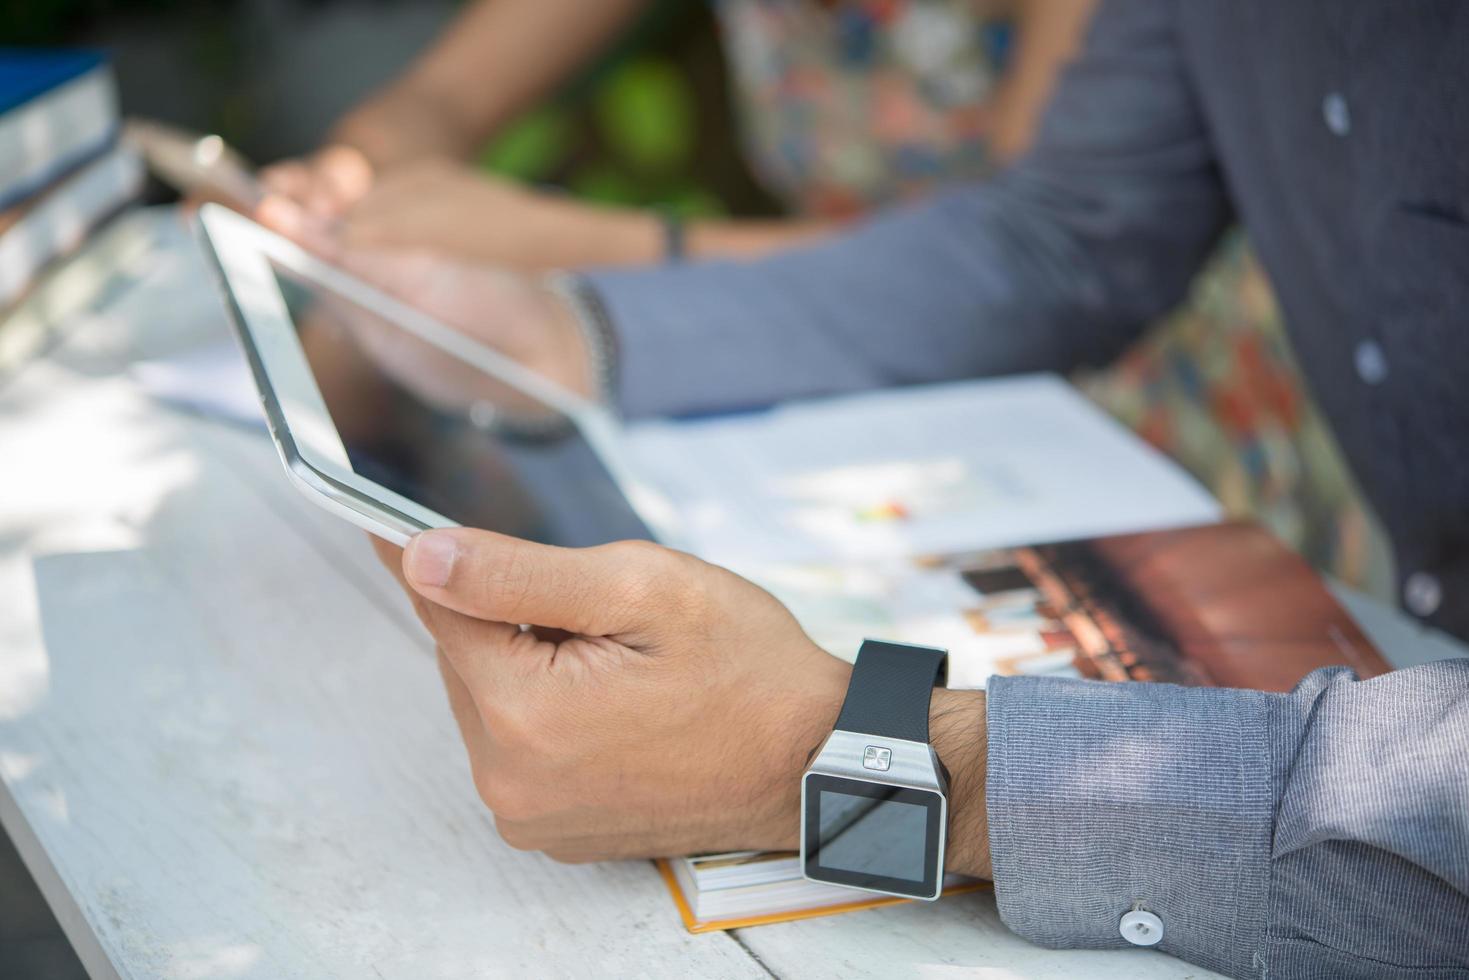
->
left=258, top=144, right=376, bottom=222
left=335, top=159, right=663, bottom=270
left=334, top=246, right=599, bottom=403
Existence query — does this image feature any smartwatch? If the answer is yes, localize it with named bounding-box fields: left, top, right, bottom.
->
left=801, top=639, right=949, bottom=901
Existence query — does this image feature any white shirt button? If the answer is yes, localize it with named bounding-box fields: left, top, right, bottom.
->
left=1323, top=92, right=1351, bottom=136
left=1120, top=909, right=1164, bottom=947
left=1404, top=572, right=1443, bottom=618
left=1355, top=340, right=1389, bottom=385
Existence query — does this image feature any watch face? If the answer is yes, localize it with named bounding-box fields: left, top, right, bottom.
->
left=802, top=772, right=944, bottom=899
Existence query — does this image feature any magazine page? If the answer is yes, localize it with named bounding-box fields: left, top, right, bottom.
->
left=623, top=375, right=1221, bottom=566
left=749, top=522, right=1387, bottom=691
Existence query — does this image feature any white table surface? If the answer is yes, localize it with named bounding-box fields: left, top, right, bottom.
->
left=2, top=209, right=1462, bottom=980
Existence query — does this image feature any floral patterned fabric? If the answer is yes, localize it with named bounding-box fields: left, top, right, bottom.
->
left=713, top=0, right=1008, bottom=217
left=1077, top=234, right=1395, bottom=598
left=712, top=1, right=1393, bottom=595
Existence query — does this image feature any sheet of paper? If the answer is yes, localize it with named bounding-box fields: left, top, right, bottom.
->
left=623, top=374, right=1221, bottom=567
left=737, top=555, right=1071, bottom=685
left=130, top=338, right=265, bottom=431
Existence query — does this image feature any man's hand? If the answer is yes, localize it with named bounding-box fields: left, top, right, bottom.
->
left=375, top=529, right=993, bottom=875
left=379, top=529, right=849, bottom=860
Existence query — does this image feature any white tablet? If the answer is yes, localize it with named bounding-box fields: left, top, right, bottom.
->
left=195, top=203, right=666, bottom=548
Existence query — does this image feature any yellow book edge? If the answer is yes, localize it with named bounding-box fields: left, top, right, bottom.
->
left=654, top=858, right=992, bottom=934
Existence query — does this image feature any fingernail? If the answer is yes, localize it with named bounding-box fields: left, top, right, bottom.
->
left=255, top=195, right=293, bottom=228
left=406, top=531, right=457, bottom=588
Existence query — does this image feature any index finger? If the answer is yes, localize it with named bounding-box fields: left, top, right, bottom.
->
left=371, top=531, right=531, bottom=692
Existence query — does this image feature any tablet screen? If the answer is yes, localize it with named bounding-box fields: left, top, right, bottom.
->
left=270, top=262, right=650, bottom=547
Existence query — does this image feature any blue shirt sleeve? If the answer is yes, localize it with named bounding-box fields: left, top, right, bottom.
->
left=583, top=0, right=1229, bottom=419
left=985, top=660, right=1469, bottom=978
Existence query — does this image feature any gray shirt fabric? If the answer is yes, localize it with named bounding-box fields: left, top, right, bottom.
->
left=580, top=0, right=1469, bottom=974
left=987, top=664, right=1469, bottom=978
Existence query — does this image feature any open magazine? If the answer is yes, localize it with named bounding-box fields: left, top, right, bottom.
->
left=758, top=520, right=1389, bottom=689
left=662, top=521, right=1388, bottom=932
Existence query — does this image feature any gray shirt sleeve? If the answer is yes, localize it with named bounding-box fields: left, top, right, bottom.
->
left=582, top=0, right=1231, bottom=419
left=986, top=660, right=1469, bottom=978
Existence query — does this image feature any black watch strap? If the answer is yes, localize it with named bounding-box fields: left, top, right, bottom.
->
left=833, top=640, right=948, bottom=743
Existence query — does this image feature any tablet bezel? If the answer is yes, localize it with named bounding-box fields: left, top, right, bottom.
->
left=195, top=203, right=671, bottom=547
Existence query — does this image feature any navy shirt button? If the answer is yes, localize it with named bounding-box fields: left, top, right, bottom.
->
left=1355, top=340, right=1389, bottom=385
left=1404, top=572, right=1443, bottom=618
left=1323, top=92, right=1352, bottom=136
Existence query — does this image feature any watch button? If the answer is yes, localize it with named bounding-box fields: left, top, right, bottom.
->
left=862, top=745, right=892, bottom=771
left=1119, top=909, right=1164, bottom=947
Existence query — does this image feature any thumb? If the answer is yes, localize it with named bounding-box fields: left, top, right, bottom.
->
left=402, top=528, right=670, bottom=636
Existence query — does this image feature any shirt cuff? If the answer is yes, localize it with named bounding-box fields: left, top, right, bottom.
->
left=579, top=263, right=780, bottom=419
left=984, top=674, right=1277, bottom=978
left=580, top=260, right=886, bottom=420
left=544, top=272, right=619, bottom=410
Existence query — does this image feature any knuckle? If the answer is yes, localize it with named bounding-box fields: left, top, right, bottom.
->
left=494, top=816, right=540, bottom=853
left=604, top=540, right=674, bottom=604
left=409, top=593, right=440, bottom=632
left=478, top=690, right=543, bottom=753
left=473, top=771, right=538, bottom=823
left=680, top=561, right=721, bottom=616
left=489, top=787, right=539, bottom=825
left=611, top=538, right=662, bottom=560
left=471, top=766, right=504, bottom=814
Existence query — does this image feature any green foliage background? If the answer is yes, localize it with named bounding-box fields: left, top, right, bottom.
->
left=475, top=2, right=765, bottom=218
left=3, top=0, right=775, bottom=218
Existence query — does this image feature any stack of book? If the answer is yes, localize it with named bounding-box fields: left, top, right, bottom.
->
left=659, top=852, right=983, bottom=933
left=1, top=48, right=143, bottom=315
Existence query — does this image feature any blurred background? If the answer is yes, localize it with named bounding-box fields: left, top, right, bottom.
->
left=6, top=0, right=779, bottom=216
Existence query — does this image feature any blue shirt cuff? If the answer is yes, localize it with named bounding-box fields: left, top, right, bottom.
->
left=985, top=674, right=1277, bottom=977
